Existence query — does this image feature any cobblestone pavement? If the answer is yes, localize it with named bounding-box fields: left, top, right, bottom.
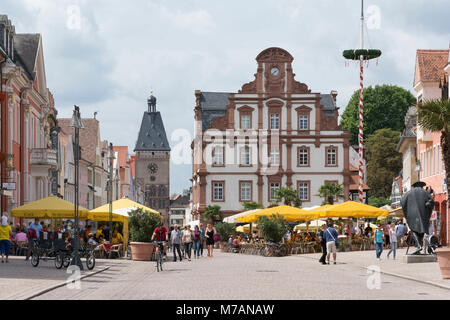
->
left=25, top=248, right=450, bottom=300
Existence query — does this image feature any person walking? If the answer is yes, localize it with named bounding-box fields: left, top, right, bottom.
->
left=318, top=224, right=328, bottom=265
left=205, top=223, right=216, bottom=258
left=199, top=224, right=205, bottom=257
left=0, top=215, right=13, bottom=263
left=374, top=224, right=385, bottom=260
left=395, top=221, right=406, bottom=248
left=193, top=225, right=201, bottom=259
left=171, top=224, right=183, bottom=262
left=182, top=225, right=193, bottom=261
left=323, top=223, right=338, bottom=265
left=387, top=222, right=398, bottom=260
left=383, top=222, right=391, bottom=249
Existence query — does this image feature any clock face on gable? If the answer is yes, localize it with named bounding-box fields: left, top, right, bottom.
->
left=270, top=67, right=280, bottom=77
left=148, top=163, right=158, bottom=175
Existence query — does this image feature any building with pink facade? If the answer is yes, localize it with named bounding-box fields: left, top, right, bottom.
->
left=414, top=49, right=449, bottom=245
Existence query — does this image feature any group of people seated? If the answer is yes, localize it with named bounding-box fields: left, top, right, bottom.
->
left=82, top=224, right=124, bottom=258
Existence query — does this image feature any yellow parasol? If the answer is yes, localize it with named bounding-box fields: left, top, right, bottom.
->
left=315, top=201, right=388, bottom=218
left=89, top=198, right=160, bottom=252
left=237, top=205, right=318, bottom=223
left=11, top=196, right=89, bottom=219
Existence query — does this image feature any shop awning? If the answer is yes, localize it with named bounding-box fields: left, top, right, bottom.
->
left=11, top=196, right=89, bottom=219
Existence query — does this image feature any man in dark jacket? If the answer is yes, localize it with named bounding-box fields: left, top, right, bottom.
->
left=401, top=181, right=434, bottom=255
left=318, top=224, right=327, bottom=265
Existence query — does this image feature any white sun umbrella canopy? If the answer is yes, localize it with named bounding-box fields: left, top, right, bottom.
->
left=223, top=209, right=260, bottom=224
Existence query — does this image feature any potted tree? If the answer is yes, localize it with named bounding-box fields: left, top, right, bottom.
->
left=215, top=222, right=236, bottom=251
left=204, top=205, right=223, bottom=224
left=257, top=214, right=289, bottom=257
left=418, top=98, right=450, bottom=279
left=128, top=208, right=161, bottom=261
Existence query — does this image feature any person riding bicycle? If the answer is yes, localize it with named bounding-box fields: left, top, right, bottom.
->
left=152, top=222, right=168, bottom=257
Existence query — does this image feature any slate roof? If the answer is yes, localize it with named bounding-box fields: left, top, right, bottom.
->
left=58, top=118, right=100, bottom=164
left=414, top=49, right=449, bottom=85
left=199, top=92, right=337, bottom=130
left=320, top=94, right=336, bottom=117
left=170, top=195, right=190, bottom=207
left=134, top=112, right=171, bottom=152
left=199, top=92, right=230, bottom=131
left=14, top=34, right=40, bottom=81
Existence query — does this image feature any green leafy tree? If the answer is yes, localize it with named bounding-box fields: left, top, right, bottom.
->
left=418, top=99, right=450, bottom=197
left=128, top=208, right=162, bottom=243
left=316, top=183, right=344, bottom=205
left=242, top=201, right=263, bottom=211
left=204, top=205, right=223, bottom=224
left=257, top=214, right=289, bottom=243
left=368, top=196, right=391, bottom=208
left=215, top=222, right=236, bottom=242
left=366, top=128, right=402, bottom=198
left=340, top=85, right=416, bottom=145
left=274, top=187, right=302, bottom=207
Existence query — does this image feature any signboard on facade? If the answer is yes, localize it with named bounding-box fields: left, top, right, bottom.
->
left=2, top=182, right=16, bottom=190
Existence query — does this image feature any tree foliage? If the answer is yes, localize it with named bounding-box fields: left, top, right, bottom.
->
left=366, top=128, right=402, bottom=198
left=257, top=214, right=289, bottom=243
left=274, top=187, right=302, bottom=207
left=316, top=183, right=344, bottom=205
left=128, top=208, right=162, bottom=243
left=242, top=202, right=263, bottom=211
left=204, top=205, right=223, bottom=224
left=340, top=85, right=416, bottom=145
left=215, top=222, right=236, bottom=241
left=418, top=99, right=450, bottom=197
left=368, top=196, right=391, bottom=208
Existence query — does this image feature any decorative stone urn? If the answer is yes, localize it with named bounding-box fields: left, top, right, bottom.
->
left=436, top=248, right=450, bottom=279
left=130, top=242, right=154, bottom=261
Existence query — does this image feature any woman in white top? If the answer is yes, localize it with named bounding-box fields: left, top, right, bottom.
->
left=387, top=222, right=398, bottom=260
left=182, top=225, right=193, bottom=261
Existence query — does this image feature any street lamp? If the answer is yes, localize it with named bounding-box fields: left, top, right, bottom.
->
left=108, top=143, right=115, bottom=243
left=70, top=105, right=84, bottom=270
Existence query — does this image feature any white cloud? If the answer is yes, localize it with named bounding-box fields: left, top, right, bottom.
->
left=152, top=4, right=215, bottom=35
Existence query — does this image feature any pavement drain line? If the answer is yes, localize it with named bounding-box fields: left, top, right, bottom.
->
left=23, top=266, right=111, bottom=300
left=294, top=254, right=450, bottom=292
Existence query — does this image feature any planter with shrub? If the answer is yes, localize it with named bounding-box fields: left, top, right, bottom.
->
left=128, top=208, right=161, bottom=261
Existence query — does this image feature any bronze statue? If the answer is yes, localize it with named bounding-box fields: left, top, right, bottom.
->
left=401, top=181, right=435, bottom=255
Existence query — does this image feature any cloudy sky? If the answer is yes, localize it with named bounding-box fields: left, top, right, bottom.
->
left=3, top=0, right=450, bottom=194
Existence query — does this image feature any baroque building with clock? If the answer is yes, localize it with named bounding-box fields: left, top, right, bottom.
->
left=134, top=95, right=171, bottom=224
left=191, top=47, right=367, bottom=222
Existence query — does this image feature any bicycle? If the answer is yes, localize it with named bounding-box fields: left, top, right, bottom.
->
left=154, top=241, right=166, bottom=272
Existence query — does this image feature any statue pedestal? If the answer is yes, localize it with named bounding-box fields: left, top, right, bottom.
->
left=403, top=254, right=437, bottom=264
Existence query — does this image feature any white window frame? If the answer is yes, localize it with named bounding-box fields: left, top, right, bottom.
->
left=299, top=148, right=308, bottom=166
left=240, top=147, right=251, bottom=166
left=241, top=115, right=251, bottom=130
left=327, top=148, right=337, bottom=166
left=270, top=113, right=280, bottom=130
left=298, top=182, right=309, bottom=201
left=299, top=115, right=308, bottom=130
left=213, top=182, right=224, bottom=201
left=213, top=147, right=224, bottom=166
left=240, top=182, right=251, bottom=201
left=270, top=182, right=280, bottom=201
left=270, top=148, right=280, bottom=166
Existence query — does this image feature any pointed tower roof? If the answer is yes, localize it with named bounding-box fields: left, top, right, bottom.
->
left=134, top=95, right=171, bottom=152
